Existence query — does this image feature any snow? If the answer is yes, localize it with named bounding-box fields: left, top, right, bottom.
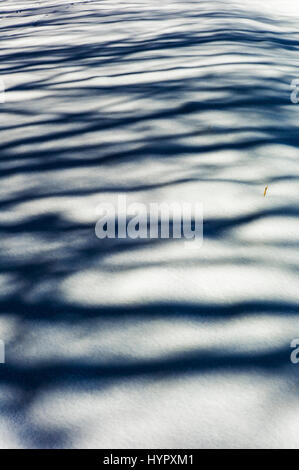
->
left=0, top=0, right=299, bottom=448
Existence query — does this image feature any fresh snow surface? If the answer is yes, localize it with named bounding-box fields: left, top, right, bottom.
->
left=0, top=0, right=299, bottom=449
